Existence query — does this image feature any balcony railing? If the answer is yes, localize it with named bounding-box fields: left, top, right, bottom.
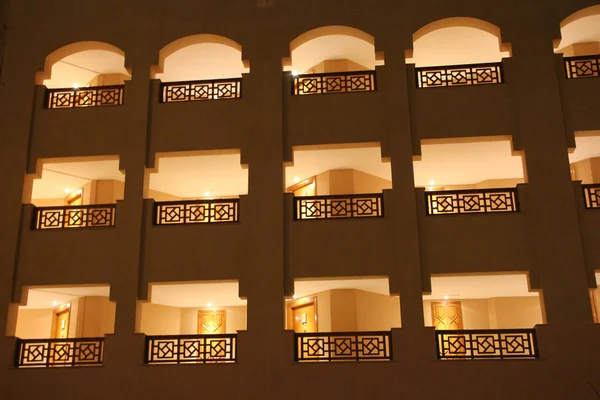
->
left=416, top=62, right=503, bottom=88
left=436, top=329, right=538, bottom=360
left=425, top=188, right=519, bottom=215
left=295, top=331, right=393, bottom=362
left=294, top=193, right=384, bottom=220
left=154, top=199, right=239, bottom=225
left=160, top=78, right=242, bottom=103
left=145, top=334, right=237, bottom=364
left=46, top=85, right=124, bottom=109
left=16, top=337, right=104, bottom=368
left=564, top=55, right=600, bottom=79
left=33, top=204, right=117, bottom=229
left=292, top=70, right=376, bottom=95
left=583, top=184, right=600, bottom=209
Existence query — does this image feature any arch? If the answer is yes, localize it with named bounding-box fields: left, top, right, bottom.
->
left=153, top=34, right=249, bottom=81
left=556, top=5, right=600, bottom=56
left=36, top=41, right=129, bottom=86
left=285, top=25, right=383, bottom=74
left=408, top=17, right=511, bottom=67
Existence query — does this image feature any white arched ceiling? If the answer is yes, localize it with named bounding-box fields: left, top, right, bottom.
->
left=290, top=35, right=377, bottom=74
left=148, top=153, right=248, bottom=198
left=557, top=13, right=600, bottom=52
left=409, top=26, right=510, bottom=67
left=155, top=43, right=247, bottom=82
left=43, top=50, right=129, bottom=89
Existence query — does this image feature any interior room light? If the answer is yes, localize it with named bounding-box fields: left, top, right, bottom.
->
left=293, top=177, right=300, bottom=183
left=292, top=294, right=297, bottom=299
left=73, top=84, right=79, bottom=89
left=204, top=191, right=211, bottom=197
left=64, top=188, right=71, bottom=193
left=52, top=301, right=58, bottom=307
left=66, top=303, right=71, bottom=308
left=429, top=180, right=435, bottom=186
left=76, top=189, right=83, bottom=195
left=443, top=295, right=449, bottom=300
left=207, top=302, right=212, bottom=307
left=291, top=71, right=298, bottom=76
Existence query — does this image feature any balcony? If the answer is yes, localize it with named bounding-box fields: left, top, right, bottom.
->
left=435, top=329, right=538, bottom=360
left=160, top=78, right=242, bottom=103
left=16, top=337, right=105, bottom=368
left=564, top=55, right=600, bottom=79
left=294, top=193, right=383, bottom=220
left=32, top=204, right=116, bottom=229
left=292, top=70, right=376, bottom=96
left=154, top=199, right=239, bottom=225
left=144, top=334, right=237, bottom=364
left=295, top=331, right=392, bottom=362
left=582, top=184, right=600, bottom=209
left=424, top=188, right=519, bottom=215
left=415, top=62, right=503, bottom=89
left=46, top=85, right=124, bottom=109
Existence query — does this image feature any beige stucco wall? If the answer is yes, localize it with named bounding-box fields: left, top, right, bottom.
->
left=355, top=290, right=401, bottom=331
left=314, top=169, right=392, bottom=196
left=15, top=308, right=53, bottom=339
left=571, top=157, right=600, bottom=184
left=180, top=306, right=246, bottom=334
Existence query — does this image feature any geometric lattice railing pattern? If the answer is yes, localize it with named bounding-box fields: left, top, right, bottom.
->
left=160, top=78, right=242, bottom=103
left=425, top=188, right=519, bottom=215
left=46, top=86, right=124, bottom=109
left=435, top=329, right=538, bottom=360
left=583, top=184, right=600, bottom=209
left=16, top=338, right=104, bottom=368
left=33, top=205, right=117, bottom=229
left=295, top=331, right=393, bottom=362
left=294, top=194, right=384, bottom=220
left=416, top=62, right=503, bottom=88
left=145, top=334, right=237, bottom=364
left=292, top=70, right=376, bottom=95
left=564, top=55, right=600, bottom=79
left=154, top=199, right=239, bottom=225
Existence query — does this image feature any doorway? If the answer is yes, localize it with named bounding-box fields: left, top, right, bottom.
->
left=287, top=297, right=318, bottom=333
left=198, top=310, right=226, bottom=334
left=51, top=307, right=70, bottom=339
left=431, top=301, right=463, bottom=330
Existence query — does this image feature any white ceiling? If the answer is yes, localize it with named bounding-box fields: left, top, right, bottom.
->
left=423, top=274, right=537, bottom=301
left=32, top=159, right=124, bottom=199
left=149, top=153, right=248, bottom=198
left=44, top=50, right=129, bottom=89
left=293, top=277, right=390, bottom=298
left=414, top=139, right=524, bottom=186
left=570, top=133, right=600, bottom=163
left=290, top=35, right=376, bottom=74
left=21, top=286, right=111, bottom=309
left=409, top=26, right=510, bottom=67
left=149, top=282, right=246, bottom=308
left=286, top=145, right=391, bottom=188
left=557, top=14, right=600, bottom=51
left=155, top=43, right=247, bottom=82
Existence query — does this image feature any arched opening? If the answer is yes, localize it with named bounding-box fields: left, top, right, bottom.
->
left=285, top=26, right=383, bottom=95
left=408, top=18, right=510, bottom=88
left=37, top=41, right=130, bottom=88
left=556, top=5, right=600, bottom=57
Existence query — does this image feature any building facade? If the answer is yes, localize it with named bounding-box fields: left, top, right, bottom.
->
left=1, top=0, right=600, bottom=398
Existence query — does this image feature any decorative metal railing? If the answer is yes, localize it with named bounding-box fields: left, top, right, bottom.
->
left=160, top=78, right=242, bottom=102
left=16, top=337, right=104, bottom=368
left=154, top=199, right=239, bottom=225
left=292, top=70, right=376, bottom=95
left=295, top=331, right=393, bottom=362
left=294, top=193, right=384, bottom=220
left=33, top=204, right=116, bottom=229
left=583, top=184, right=600, bottom=209
left=416, top=62, right=503, bottom=88
left=425, top=188, right=519, bottom=215
left=435, top=329, right=538, bottom=360
left=145, top=334, right=237, bottom=364
left=46, top=85, right=124, bottom=109
left=564, top=55, right=600, bottom=79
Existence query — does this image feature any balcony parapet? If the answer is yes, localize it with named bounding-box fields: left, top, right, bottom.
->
left=32, top=204, right=117, bottom=230
left=292, top=70, right=376, bottom=96
left=564, top=55, right=600, bottom=79
left=294, top=331, right=393, bottom=362
left=160, top=78, right=242, bottom=103
left=46, top=85, right=124, bottom=109
left=425, top=188, right=519, bottom=216
left=582, top=184, right=600, bottom=209
left=15, top=337, right=104, bottom=368
left=153, top=199, right=239, bottom=225
left=144, top=334, right=237, bottom=364
left=294, top=193, right=384, bottom=220
left=416, top=62, right=503, bottom=88
left=435, top=329, right=538, bottom=360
